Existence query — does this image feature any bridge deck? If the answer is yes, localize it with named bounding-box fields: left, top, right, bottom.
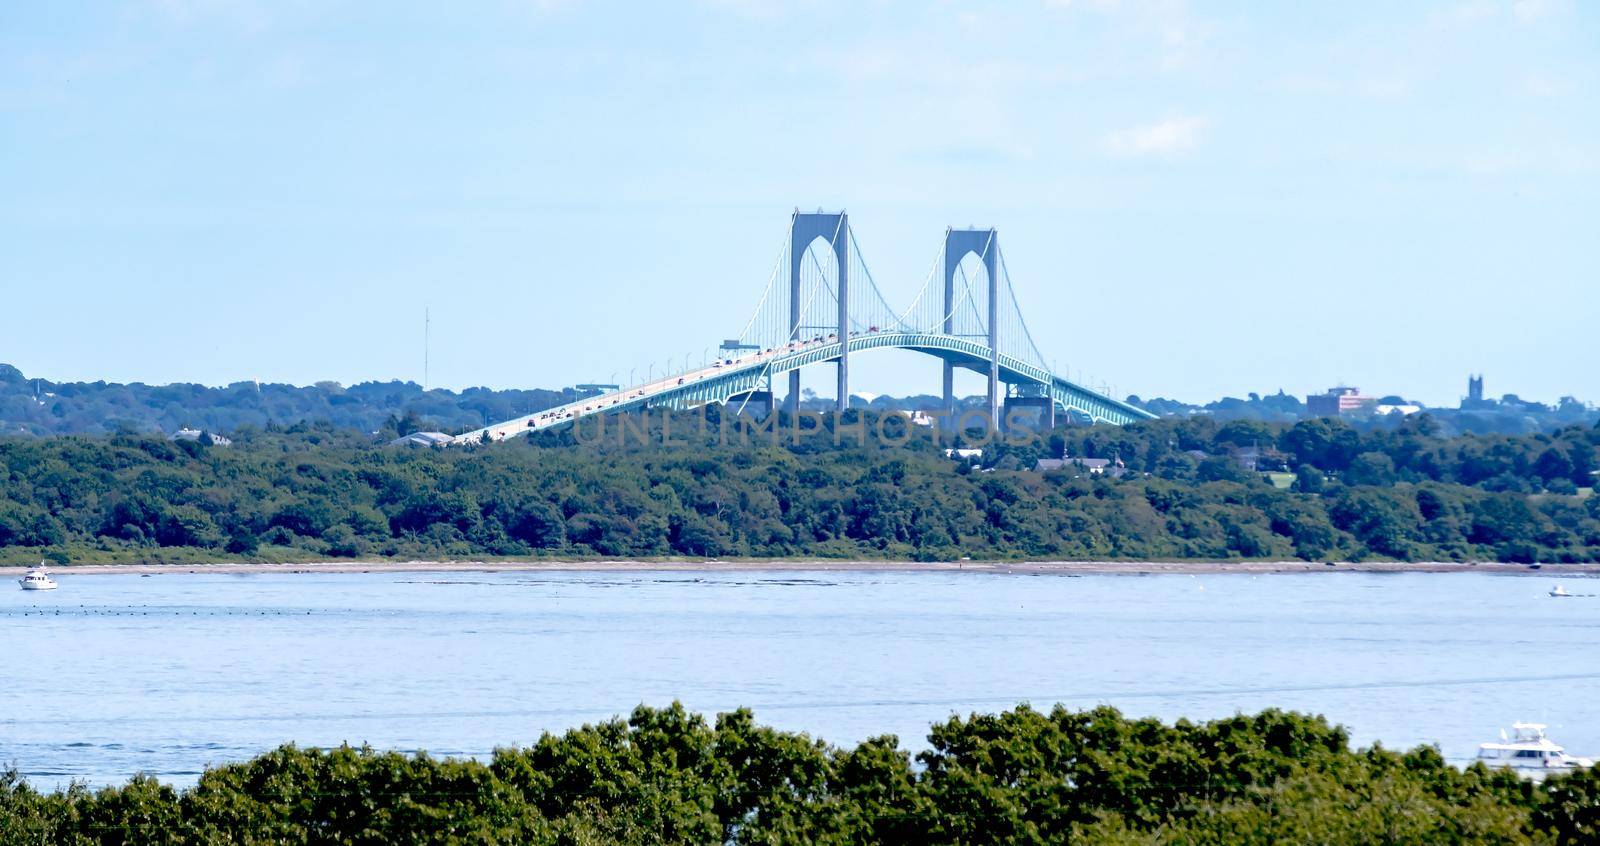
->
left=451, top=331, right=1152, bottom=445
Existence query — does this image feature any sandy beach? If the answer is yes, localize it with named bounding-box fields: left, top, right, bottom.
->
left=0, top=559, right=1577, bottom=577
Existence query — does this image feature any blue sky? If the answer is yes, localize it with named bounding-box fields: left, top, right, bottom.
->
left=1, top=1, right=1595, bottom=407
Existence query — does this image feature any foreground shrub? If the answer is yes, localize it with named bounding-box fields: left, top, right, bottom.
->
left=1, top=704, right=1589, bottom=844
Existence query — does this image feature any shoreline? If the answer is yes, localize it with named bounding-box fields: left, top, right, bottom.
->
left=0, top=559, right=1578, bottom=577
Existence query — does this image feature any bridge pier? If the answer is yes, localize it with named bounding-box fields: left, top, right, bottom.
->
left=942, top=227, right=1001, bottom=430
left=988, top=307, right=999, bottom=431
left=941, top=361, right=955, bottom=418
left=788, top=210, right=850, bottom=415
left=1001, top=395, right=1055, bottom=433
left=727, top=390, right=774, bottom=418
left=836, top=214, right=850, bottom=413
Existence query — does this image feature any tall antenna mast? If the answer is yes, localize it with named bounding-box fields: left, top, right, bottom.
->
left=424, top=306, right=430, bottom=391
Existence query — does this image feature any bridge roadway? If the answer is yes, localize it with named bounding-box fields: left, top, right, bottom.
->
left=452, top=330, right=1154, bottom=445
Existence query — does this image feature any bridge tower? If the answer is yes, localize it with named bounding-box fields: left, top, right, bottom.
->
left=787, top=211, right=850, bottom=414
left=942, top=228, right=1001, bottom=428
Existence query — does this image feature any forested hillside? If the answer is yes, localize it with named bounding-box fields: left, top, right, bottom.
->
left=1, top=412, right=1596, bottom=564
left=7, top=363, right=1594, bottom=439
left=0, top=363, right=584, bottom=437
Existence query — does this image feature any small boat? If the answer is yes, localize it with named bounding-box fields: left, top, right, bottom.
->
left=18, top=563, right=58, bottom=591
left=1550, top=584, right=1572, bottom=598
left=1477, top=723, right=1592, bottom=779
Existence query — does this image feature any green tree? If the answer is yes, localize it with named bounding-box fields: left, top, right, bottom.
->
left=1292, top=463, right=1326, bottom=494
left=1197, top=455, right=1254, bottom=484
left=1345, top=451, right=1398, bottom=486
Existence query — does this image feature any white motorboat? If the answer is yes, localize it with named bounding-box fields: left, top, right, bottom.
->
left=1477, top=723, right=1592, bottom=779
left=18, top=563, right=57, bottom=591
left=1550, top=584, right=1572, bottom=598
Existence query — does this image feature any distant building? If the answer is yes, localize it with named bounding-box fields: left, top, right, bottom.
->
left=1306, top=386, right=1373, bottom=417
left=169, top=428, right=231, bottom=446
left=1035, top=456, right=1125, bottom=477
left=1229, top=445, right=1289, bottom=472
left=1075, top=458, right=1115, bottom=474
left=1374, top=404, right=1422, bottom=416
left=1497, top=394, right=1550, bottom=413
left=1462, top=374, right=1495, bottom=410
left=390, top=431, right=453, bottom=448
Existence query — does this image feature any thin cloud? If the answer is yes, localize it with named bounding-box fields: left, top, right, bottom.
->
left=149, top=0, right=269, bottom=29
left=1521, top=72, right=1571, bottom=97
left=1047, top=0, right=1213, bottom=70
left=1433, top=0, right=1572, bottom=27
left=1102, top=116, right=1210, bottom=158
left=1512, top=0, right=1572, bottom=23
left=698, top=0, right=796, bottom=20
left=1047, top=0, right=1125, bottom=9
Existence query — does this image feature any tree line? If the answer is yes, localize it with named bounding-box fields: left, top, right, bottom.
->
left=1, top=412, right=1597, bottom=565
left=1040, top=412, right=1599, bottom=494
left=8, top=362, right=1594, bottom=440
left=1130, top=388, right=1598, bottom=435
left=3, top=704, right=1597, bottom=844
left=0, top=363, right=583, bottom=438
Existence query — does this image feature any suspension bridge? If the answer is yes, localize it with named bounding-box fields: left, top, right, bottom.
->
left=454, top=210, right=1155, bottom=444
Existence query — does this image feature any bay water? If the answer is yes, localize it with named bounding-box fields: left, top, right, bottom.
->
left=3, top=569, right=1597, bottom=788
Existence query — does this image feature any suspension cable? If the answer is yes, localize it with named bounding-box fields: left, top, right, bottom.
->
left=846, top=226, right=903, bottom=332
left=998, top=248, right=1050, bottom=370
left=734, top=219, right=799, bottom=345
left=889, top=230, right=952, bottom=333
